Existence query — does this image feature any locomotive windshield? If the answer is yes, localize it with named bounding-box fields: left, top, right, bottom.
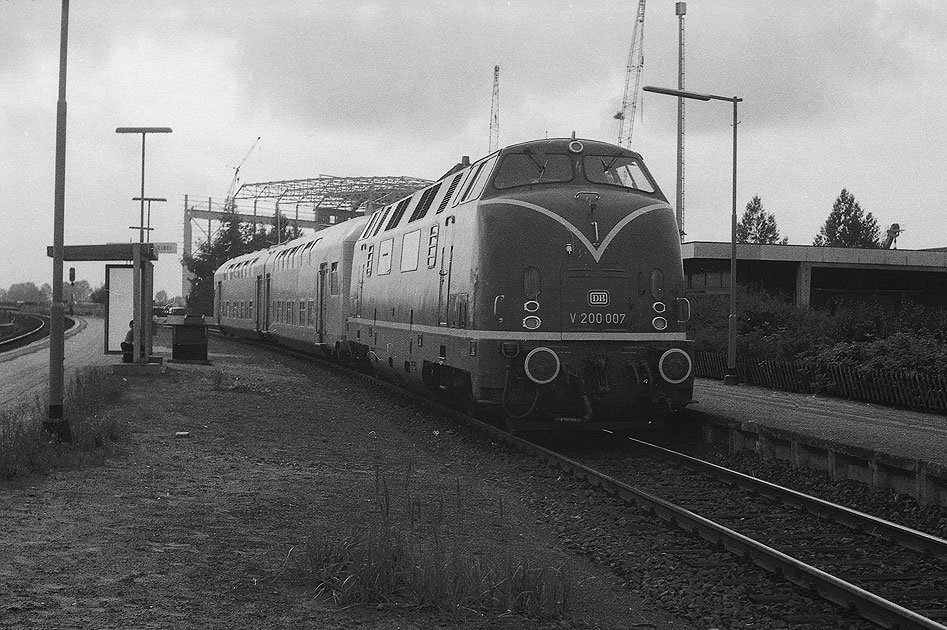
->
left=492, top=150, right=573, bottom=189
left=584, top=154, right=656, bottom=193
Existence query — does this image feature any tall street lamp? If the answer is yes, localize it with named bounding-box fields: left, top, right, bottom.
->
left=643, top=85, right=742, bottom=386
left=116, top=127, right=172, bottom=243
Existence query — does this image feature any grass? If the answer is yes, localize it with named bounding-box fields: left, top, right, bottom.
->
left=0, top=366, right=127, bottom=479
left=294, top=466, right=573, bottom=621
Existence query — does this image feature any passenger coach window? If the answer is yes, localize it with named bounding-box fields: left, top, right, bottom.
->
left=492, top=152, right=573, bottom=189
left=584, top=155, right=656, bottom=193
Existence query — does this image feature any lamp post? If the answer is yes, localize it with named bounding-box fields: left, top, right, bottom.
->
left=643, top=85, right=742, bottom=386
left=116, top=127, right=172, bottom=243
left=116, top=127, right=170, bottom=366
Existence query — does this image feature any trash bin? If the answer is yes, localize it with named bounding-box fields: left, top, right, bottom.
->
left=171, top=315, right=208, bottom=361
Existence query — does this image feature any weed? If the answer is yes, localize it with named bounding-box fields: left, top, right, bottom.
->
left=0, top=366, right=128, bottom=479
left=295, top=471, right=572, bottom=620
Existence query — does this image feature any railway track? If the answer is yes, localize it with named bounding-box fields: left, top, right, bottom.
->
left=221, top=331, right=947, bottom=628
left=546, top=433, right=947, bottom=629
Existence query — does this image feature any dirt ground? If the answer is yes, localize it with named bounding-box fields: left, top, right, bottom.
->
left=0, top=332, right=687, bottom=630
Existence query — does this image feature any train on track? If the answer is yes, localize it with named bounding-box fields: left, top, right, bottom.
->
left=214, top=137, right=694, bottom=428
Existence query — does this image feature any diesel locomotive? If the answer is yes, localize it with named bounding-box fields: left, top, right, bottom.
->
left=214, top=137, right=694, bottom=427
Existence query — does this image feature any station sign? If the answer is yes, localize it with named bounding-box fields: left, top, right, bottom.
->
left=152, top=242, right=177, bottom=255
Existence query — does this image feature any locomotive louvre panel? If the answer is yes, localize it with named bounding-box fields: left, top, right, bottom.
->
left=436, top=173, right=464, bottom=214
left=408, top=183, right=441, bottom=223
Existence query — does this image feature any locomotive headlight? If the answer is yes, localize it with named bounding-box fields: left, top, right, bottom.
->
left=659, top=348, right=692, bottom=384
left=524, top=300, right=540, bottom=313
left=653, top=302, right=666, bottom=313
left=523, top=315, right=542, bottom=330
left=524, top=347, right=560, bottom=384
left=652, top=316, right=668, bottom=330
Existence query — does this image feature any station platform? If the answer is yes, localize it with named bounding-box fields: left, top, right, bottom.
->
left=688, top=378, right=947, bottom=505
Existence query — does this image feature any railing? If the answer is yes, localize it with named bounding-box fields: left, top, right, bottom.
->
left=695, top=351, right=947, bottom=413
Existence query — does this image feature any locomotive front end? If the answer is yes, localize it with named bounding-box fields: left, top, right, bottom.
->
left=475, top=138, right=694, bottom=425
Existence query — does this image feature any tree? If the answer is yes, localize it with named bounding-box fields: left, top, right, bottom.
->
left=62, top=279, right=91, bottom=303
left=6, top=282, right=47, bottom=303
left=184, top=219, right=258, bottom=315
left=813, top=189, right=880, bottom=248
left=89, top=284, right=108, bottom=304
left=737, top=195, right=787, bottom=245
left=154, top=290, right=169, bottom=305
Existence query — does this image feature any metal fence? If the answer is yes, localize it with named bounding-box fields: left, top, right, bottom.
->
left=694, top=352, right=947, bottom=413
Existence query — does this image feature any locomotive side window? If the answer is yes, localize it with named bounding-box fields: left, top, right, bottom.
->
left=378, top=239, right=393, bottom=275
left=435, top=173, right=464, bottom=214
left=426, top=225, right=438, bottom=268
left=307, top=299, right=315, bottom=326
left=584, top=155, right=656, bottom=193
left=458, top=153, right=499, bottom=203
left=400, top=230, right=420, bottom=272
left=492, top=152, right=573, bottom=189
left=330, top=262, right=340, bottom=295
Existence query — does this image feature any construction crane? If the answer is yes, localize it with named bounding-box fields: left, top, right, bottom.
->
left=488, top=65, right=500, bottom=153
left=614, top=0, right=646, bottom=148
left=225, top=136, right=261, bottom=211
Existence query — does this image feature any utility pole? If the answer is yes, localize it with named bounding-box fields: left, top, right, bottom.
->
left=46, top=0, right=71, bottom=442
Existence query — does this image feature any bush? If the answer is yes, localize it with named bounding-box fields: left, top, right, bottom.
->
left=688, top=290, right=947, bottom=375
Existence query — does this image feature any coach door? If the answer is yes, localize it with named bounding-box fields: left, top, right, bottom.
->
left=317, top=263, right=328, bottom=343
left=257, top=274, right=270, bottom=333
left=216, top=281, right=223, bottom=326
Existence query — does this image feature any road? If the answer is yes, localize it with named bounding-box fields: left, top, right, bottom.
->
left=0, top=316, right=115, bottom=411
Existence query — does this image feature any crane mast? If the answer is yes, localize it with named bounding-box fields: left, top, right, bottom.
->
left=488, top=65, right=500, bottom=153
left=225, top=136, right=261, bottom=212
left=614, top=0, right=646, bottom=148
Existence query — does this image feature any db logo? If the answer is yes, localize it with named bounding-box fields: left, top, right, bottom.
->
left=588, top=290, right=609, bottom=306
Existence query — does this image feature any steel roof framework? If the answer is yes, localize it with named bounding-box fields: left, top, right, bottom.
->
left=234, top=175, right=434, bottom=213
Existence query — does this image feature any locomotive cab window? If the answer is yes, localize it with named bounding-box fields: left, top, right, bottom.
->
left=584, top=154, right=656, bottom=193
left=492, top=151, right=573, bottom=189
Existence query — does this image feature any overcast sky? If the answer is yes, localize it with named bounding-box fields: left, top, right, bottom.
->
left=2, top=0, right=944, bottom=297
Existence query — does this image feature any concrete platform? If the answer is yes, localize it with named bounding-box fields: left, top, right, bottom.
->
left=686, top=378, right=947, bottom=506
